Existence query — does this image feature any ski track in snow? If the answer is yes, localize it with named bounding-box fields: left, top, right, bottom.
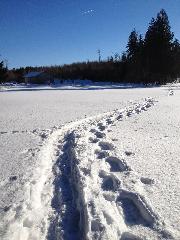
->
left=3, top=97, right=176, bottom=240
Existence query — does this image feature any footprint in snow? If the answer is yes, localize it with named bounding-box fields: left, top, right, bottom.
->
left=91, top=219, right=104, bottom=232
left=12, top=130, right=19, bottom=134
left=135, top=108, right=141, bottom=114
left=81, top=167, right=90, bottom=176
left=9, top=175, right=17, bottom=182
left=106, top=118, right=113, bottom=125
left=0, top=205, right=11, bottom=213
left=89, top=128, right=97, bottom=133
left=99, top=171, right=121, bottom=192
left=89, top=136, right=99, bottom=143
left=126, top=111, right=134, bottom=117
left=97, top=122, right=106, bottom=131
left=117, top=190, right=156, bottom=227
left=95, top=149, right=109, bottom=159
left=98, top=141, right=114, bottom=151
left=116, top=114, right=123, bottom=120
left=140, top=177, right=154, bottom=185
left=141, top=106, right=147, bottom=111
left=106, top=156, right=130, bottom=172
left=0, top=131, right=7, bottom=134
left=125, top=151, right=134, bottom=156
left=168, top=90, right=174, bottom=96
left=94, top=131, right=106, bottom=139
left=111, top=138, right=118, bottom=142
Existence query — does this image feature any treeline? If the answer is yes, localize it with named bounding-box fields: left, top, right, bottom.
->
left=6, top=59, right=127, bottom=83
left=2, top=9, right=180, bottom=84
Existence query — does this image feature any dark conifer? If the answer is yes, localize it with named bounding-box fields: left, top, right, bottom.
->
left=144, top=9, right=174, bottom=83
left=126, top=29, right=139, bottom=61
left=0, top=61, right=7, bottom=83
left=172, top=39, right=180, bottom=77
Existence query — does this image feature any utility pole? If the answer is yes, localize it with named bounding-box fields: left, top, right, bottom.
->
left=97, top=49, right=101, bottom=62
left=4, top=59, right=8, bottom=69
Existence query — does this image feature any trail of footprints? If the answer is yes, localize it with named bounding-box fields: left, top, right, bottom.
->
left=0, top=128, right=53, bottom=141
left=1, top=98, right=173, bottom=239
left=87, top=99, right=173, bottom=239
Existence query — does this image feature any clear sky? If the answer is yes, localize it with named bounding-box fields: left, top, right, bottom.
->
left=1, top=0, right=180, bottom=69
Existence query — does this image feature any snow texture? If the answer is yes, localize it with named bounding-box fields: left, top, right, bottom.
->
left=0, top=84, right=180, bottom=239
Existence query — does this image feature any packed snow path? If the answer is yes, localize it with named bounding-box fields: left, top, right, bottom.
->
left=2, top=97, right=177, bottom=240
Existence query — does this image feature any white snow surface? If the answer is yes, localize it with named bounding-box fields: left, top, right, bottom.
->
left=0, top=84, right=180, bottom=239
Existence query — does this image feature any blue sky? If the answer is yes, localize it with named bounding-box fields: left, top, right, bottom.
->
left=1, top=0, right=180, bottom=68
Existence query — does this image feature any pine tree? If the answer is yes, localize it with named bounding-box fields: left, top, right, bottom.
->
left=144, top=9, right=174, bottom=83
left=126, top=30, right=145, bottom=82
left=126, top=29, right=139, bottom=61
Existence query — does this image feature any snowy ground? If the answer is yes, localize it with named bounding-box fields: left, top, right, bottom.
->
left=0, top=84, right=179, bottom=239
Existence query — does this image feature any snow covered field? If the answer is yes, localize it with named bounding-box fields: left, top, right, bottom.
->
left=0, top=84, right=179, bottom=239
